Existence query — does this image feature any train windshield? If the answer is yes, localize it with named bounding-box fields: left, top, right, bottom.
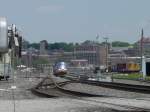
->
left=56, top=62, right=67, bottom=66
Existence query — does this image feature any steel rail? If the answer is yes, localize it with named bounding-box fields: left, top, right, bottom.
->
left=81, top=80, right=150, bottom=94
left=32, top=76, right=150, bottom=111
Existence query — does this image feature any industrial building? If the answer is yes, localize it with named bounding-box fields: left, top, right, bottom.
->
left=70, top=59, right=88, bottom=67
left=40, top=40, right=48, bottom=55
left=74, top=41, right=106, bottom=67
left=136, top=37, right=150, bottom=57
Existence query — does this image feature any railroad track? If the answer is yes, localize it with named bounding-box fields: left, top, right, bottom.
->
left=64, top=73, right=150, bottom=94
left=32, top=76, right=102, bottom=97
left=31, top=75, right=150, bottom=111
left=81, top=80, right=150, bottom=94
left=78, top=98, right=150, bottom=112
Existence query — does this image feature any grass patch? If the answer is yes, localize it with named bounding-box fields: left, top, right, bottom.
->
left=112, top=73, right=143, bottom=80
left=145, top=76, right=150, bottom=81
left=113, top=73, right=150, bottom=81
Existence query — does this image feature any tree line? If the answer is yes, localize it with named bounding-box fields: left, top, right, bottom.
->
left=27, top=41, right=133, bottom=52
left=28, top=42, right=75, bottom=52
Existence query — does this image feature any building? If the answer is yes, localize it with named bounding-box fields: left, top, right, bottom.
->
left=110, top=46, right=139, bottom=58
left=108, top=46, right=140, bottom=71
left=40, top=40, right=48, bottom=55
left=70, top=59, right=88, bottom=67
left=136, top=37, right=150, bottom=57
left=123, top=48, right=138, bottom=57
left=108, top=47, right=127, bottom=67
left=37, top=52, right=74, bottom=65
left=74, top=41, right=106, bottom=67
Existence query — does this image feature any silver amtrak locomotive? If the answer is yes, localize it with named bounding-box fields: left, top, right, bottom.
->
left=53, top=62, right=68, bottom=76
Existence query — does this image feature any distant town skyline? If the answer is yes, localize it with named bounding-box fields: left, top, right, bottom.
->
left=1, top=0, right=150, bottom=43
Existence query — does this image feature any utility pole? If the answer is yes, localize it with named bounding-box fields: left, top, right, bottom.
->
left=140, top=29, right=146, bottom=78
left=140, top=29, right=144, bottom=73
left=96, top=34, right=99, bottom=66
left=103, top=37, right=109, bottom=72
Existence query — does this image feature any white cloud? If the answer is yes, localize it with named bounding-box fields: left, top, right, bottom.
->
left=36, top=5, right=64, bottom=13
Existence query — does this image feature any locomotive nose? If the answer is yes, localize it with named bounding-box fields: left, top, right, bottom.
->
left=53, top=62, right=68, bottom=77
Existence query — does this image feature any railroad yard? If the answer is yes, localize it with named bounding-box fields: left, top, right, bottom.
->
left=1, top=1, right=150, bottom=112
left=0, top=69, right=149, bottom=112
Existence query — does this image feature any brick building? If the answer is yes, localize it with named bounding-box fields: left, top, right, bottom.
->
left=136, top=37, right=150, bottom=57
left=74, top=42, right=106, bottom=67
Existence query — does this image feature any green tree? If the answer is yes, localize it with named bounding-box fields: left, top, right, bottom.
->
left=28, top=42, right=76, bottom=52
left=112, top=41, right=130, bottom=47
left=48, top=42, right=75, bottom=52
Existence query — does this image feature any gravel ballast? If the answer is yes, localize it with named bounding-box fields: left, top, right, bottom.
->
left=62, top=82, right=150, bottom=98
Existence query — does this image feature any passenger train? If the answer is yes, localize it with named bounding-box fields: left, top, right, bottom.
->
left=53, top=62, right=68, bottom=76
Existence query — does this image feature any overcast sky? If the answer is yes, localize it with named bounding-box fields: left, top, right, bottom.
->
left=1, top=0, right=150, bottom=43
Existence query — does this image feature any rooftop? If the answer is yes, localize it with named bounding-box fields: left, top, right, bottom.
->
left=137, top=37, right=150, bottom=43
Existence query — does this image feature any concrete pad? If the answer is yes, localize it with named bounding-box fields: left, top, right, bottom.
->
left=86, top=97, right=150, bottom=110
left=0, top=98, right=129, bottom=112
